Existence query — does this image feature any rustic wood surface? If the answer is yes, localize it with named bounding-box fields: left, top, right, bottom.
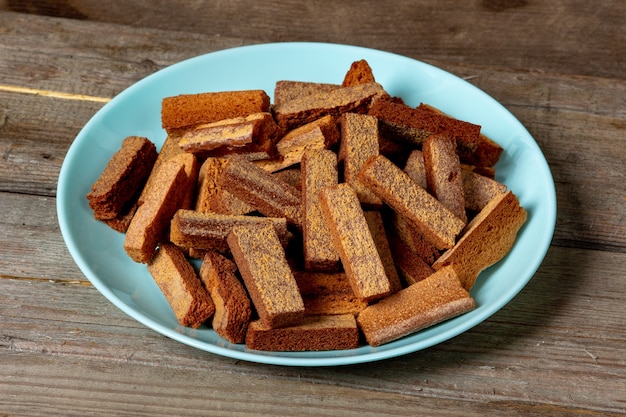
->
left=0, top=1, right=624, bottom=416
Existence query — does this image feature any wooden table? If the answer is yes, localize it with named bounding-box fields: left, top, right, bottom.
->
left=1, top=1, right=624, bottom=415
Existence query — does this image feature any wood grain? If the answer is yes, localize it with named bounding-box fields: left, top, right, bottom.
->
left=1, top=245, right=624, bottom=414
left=1, top=11, right=623, bottom=250
left=3, top=0, right=625, bottom=79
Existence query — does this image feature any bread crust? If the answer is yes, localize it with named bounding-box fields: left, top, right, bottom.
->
left=319, top=183, right=391, bottom=302
left=357, top=155, right=465, bottom=250
left=219, top=156, right=302, bottom=228
left=199, top=251, right=252, bottom=344
left=227, top=222, right=305, bottom=329
left=423, top=134, right=467, bottom=224
left=87, top=136, right=157, bottom=221
left=301, top=149, right=341, bottom=272
left=147, top=244, right=215, bottom=328
left=161, top=90, right=270, bottom=133
left=432, top=190, right=527, bottom=290
left=124, top=159, right=189, bottom=263
left=245, top=314, right=360, bottom=351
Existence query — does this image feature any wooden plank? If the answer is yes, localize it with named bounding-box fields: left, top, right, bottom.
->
left=2, top=1, right=625, bottom=79
left=0, top=191, right=85, bottom=281
left=0, top=11, right=254, bottom=97
left=1, top=246, right=624, bottom=413
left=3, top=353, right=618, bottom=417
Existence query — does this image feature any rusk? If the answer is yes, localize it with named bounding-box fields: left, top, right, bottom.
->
left=272, top=82, right=387, bottom=130
left=245, top=314, right=360, bottom=351
left=255, top=115, right=339, bottom=173
left=338, top=112, right=382, bottom=208
left=274, top=80, right=339, bottom=106
left=87, top=135, right=157, bottom=221
left=293, top=271, right=368, bottom=316
left=368, top=98, right=501, bottom=167
left=170, top=209, right=290, bottom=252
left=147, top=244, right=215, bottom=328
left=319, top=183, right=391, bottom=302
left=357, top=266, right=475, bottom=347
left=423, top=134, right=467, bottom=224
left=342, top=59, right=376, bottom=87
left=363, top=210, right=403, bottom=294
left=432, top=190, right=527, bottom=290
left=227, top=222, right=305, bottom=329
left=357, top=155, right=465, bottom=250
left=462, top=168, right=507, bottom=212
left=219, top=156, right=302, bottom=228
left=199, top=251, right=252, bottom=344
left=194, top=157, right=254, bottom=215
left=418, top=102, right=503, bottom=168
left=301, top=149, right=341, bottom=272
left=124, top=159, right=189, bottom=263
left=178, top=112, right=280, bottom=158
left=403, top=150, right=428, bottom=189
left=161, top=90, right=270, bottom=133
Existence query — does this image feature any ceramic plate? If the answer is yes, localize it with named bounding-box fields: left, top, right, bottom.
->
left=57, top=42, right=556, bottom=366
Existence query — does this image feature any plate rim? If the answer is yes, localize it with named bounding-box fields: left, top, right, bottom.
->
left=57, top=41, right=557, bottom=366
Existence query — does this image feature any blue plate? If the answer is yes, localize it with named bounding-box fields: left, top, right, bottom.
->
left=57, top=43, right=556, bottom=366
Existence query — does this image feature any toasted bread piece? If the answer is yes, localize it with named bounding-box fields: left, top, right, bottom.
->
left=273, top=82, right=388, bottom=130
left=423, top=134, right=467, bottom=224
left=170, top=209, right=290, bottom=252
left=369, top=98, right=500, bottom=167
left=161, top=90, right=270, bottom=134
left=432, top=190, right=527, bottom=290
left=462, top=168, right=507, bottom=212
left=87, top=136, right=157, bottom=221
left=389, top=237, right=435, bottom=286
left=357, top=155, right=465, bottom=250
left=168, top=152, right=200, bottom=211
left=255, top=115, right=340, bottom=173
left=342, top=59, right=376, bottom=87
left=293, top=270, right=368, bottom=316
left=138, top=133, right=186, bottom=206
left=418, top=102, right=503, bottom=168
left=357, top=266, right=475, bottom=347
left=403, top=150, right=428, bottom=189
left=274, top=81, right=340, bottom=106
left=363, top=210, right=403, bottom=294
left=227, top=222, right=305, bottom=329
left=338, top=112, right=382, bottom=208
left=319, top=183, right=391, bottom=302
left=199, top=251, right=252, bottom=344
left=100, top=201, right=139, bottom=233
left=178, top=112, right=280, bottom=157
left=301, top=149, right=341, bottom=272
left=219, top=156, right=302, bottom=228
left=195, top=157, right=254, bottom=215
left=386, top=210, right=440, bottom=265
left=245, top=314, right=360, bottom=351
left=147, top=244, right=215, bottom=328
left=271, top=166, right=302, bottom=191
left=124, top=159, right=189, bottom=263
